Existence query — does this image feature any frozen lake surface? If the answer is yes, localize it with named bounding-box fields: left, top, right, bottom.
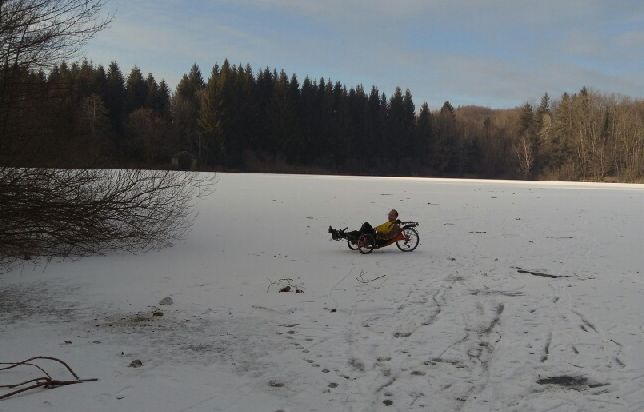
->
left=2, top=173, right=644, bottom=411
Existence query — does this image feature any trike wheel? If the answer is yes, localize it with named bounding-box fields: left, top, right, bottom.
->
left=347, top=240, right=358, bottom=250
left=358, top=234, right=375, bottom=254
left=396, top=227, right=419, bottom=252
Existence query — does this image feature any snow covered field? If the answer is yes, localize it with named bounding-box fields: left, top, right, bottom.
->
left=2, top=173, right=644, bottom=412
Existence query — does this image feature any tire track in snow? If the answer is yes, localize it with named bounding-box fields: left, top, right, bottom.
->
left=422, top=263, right=540, bottom=411
left=452, top=301, right=505, bottom=411
left=333, top=260, right=450, bottom=410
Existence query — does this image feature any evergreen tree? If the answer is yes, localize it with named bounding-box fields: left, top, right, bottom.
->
left=78, top=93, right=111, bottom=162
left=401, top=89, right=417, bottom=171
left=417, top=102, right=433, bottom=169
left=157, top=81, right=171, bottom=113
left=144, top=73, right=159, bottom=110
left=174, top=64, right=206, bottom=158
left=548, top=92, right=575, bottom=176
left=93, top=65, right=108, bottom=102
left=104, top=61, right=126, bottom=137
left=253, top=67, right=276, bottom=156
left=363, top=86, right=385, bottom=170
left=433, top=101, right=457, bottom=173
left=298, top=76, right=317, bottom=163
left=188, top=63, right=206, bottom=90
left=536, top=93, right=551, bottom=131
left=268, top=70, right=299, bottom=163
left=125, top=67, right=148, bottom=113
left=78, top=60, right=95, bottom=97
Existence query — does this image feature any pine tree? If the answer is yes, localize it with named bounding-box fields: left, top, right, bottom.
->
left=548, top=92, right=575, bottom=177
left=93, top=65, right=108, bottom=103
left=267, top=69, right=298, bottom=163
left=386, top=87, right=405, bottom=172
left=298, top=76, right=314, bottom=158
left=79, top=93, right=111, bottom=162
left=104, top=61, right=126, bottom=137
left=144, top=73, right=159, bottom=110
left=174, top=64, right=206, bottom=159
left=78, top=60, right=95, bottom=97
left=157, top=80, right=171, bottom=114
left=401, top=89, right=417, bottom=171
left=125, top=67, right=147, bottom=113
left=433, top=101, right=457, bottom=173
left=253, top=67, right=275, bottom=156
left=417, top=102, right=433, bottom=170
left=188, top=63, right=205, bottom=90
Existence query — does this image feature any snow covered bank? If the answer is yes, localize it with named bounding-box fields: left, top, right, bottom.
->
left=1, top=173, right=644, bottom=411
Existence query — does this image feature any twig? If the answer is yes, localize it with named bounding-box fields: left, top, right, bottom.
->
left=0, top=356, right=98, bottom=401
left=1, top=356, right=80, bottom=379
left=1, top=378, right=99, bottom=400
left=0, top=361, right=51, bottom=379
left=356, top=270, right=386, bottom=283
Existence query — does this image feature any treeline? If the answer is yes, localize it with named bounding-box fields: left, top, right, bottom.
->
left=2, top=59, right=643, bottom=181
left=1, top=61, right=172, bottom=167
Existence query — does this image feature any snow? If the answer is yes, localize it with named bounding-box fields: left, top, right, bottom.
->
left=2, top=173, right=644, bottom=411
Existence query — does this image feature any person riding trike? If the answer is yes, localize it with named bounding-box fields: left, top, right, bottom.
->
left=328, top=209, right=420, bottom=254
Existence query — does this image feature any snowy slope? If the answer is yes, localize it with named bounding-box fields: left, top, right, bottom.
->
left=1, top=173, right=644, bottom=412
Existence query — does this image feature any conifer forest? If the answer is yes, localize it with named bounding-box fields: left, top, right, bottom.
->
left=2, top=60, right=643, bottom=181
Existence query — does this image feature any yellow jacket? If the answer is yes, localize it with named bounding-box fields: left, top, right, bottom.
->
left=375, top=221, right=399, bottom=236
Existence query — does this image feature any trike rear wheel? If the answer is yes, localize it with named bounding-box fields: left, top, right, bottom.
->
left=358, top=233, right=375, bottom=254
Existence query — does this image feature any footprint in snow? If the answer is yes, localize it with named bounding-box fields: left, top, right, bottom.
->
left=348, top=358, right=365, bottom=372
left=268, top=379, right=285, bottom=388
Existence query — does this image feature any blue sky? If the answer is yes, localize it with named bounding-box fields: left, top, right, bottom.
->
left=85, top=0, right=644, bottom=108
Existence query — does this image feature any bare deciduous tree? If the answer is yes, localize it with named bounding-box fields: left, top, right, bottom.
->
left=0, top=0, right=110, bottom=71
left=514, top=136, right=534, bottom=178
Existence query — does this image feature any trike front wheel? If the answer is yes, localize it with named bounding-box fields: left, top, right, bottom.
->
left=396, top=227, right=419, bottom=252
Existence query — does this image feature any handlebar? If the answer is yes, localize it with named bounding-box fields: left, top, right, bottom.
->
left=399, top=221, right=419, bottom=226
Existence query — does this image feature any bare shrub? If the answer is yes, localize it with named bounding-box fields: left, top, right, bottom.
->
left=0, top=168, right=213, bottom=267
